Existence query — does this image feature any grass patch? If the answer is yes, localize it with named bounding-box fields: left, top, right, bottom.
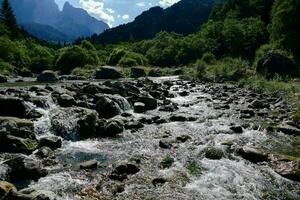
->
left=186, top=161, right=202, bottom=176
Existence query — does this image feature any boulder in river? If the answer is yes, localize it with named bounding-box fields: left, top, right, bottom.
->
left=0, top=74, right=8, bottom=83
left=237, top=146, right=268, bottom=163
left=138, top=95, right=157, bottom=110
left=109, top=163, right=140, bottom=181
left=276, top=124, right=300, bottom=135
left=50, top=107, right=98, bottom=140
left=271, top=156, right=300, bottom=182
left=96, top=96, right=122, bottom=119
left=0, top=95, right=28, bottom=118
left=95, top=66, right=123, bottom=79
left=203, top=147, right=224, bottom=160
left=104, top=119, right=124, bottom=137
left=57, top=94, right=76, bottom=107
left=131, top=67, right=146, bottom=78
left=0, top=117, right=38, bottom=154
left=4, top=154, right=47, bottom=181
left=134, top=102, right=146, bottom=113
left=79, top=160, right=98, bottom=170
left=38, top=136, right=62, bottom=150
left=37, top=70, right=58, bottom=82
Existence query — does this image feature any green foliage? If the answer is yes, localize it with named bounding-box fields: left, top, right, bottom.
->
left=0, top=59, right=14, bottom=75
left=1, top=0, right=20, bottom=38
left=201, top=52, right=216, bottom=65
left=0, top=36, right=30, bottom=68
left=186, top=161, right=202, bottom=176
left=55, top=45, right=99, bottom=74
left=160, top=156, right=174, bottom=169
left=108, top=48, right=148, bottom=67
left=27, top=43, right=54, bottom=72
left=204, top=57, right=251, bottom=82
left=194, top=59, right=207, bottom=79
left=270, top=0, right=300, bottom=60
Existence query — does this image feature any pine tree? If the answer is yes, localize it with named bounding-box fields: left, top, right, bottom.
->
left=1, top=0, right=20, bottom=38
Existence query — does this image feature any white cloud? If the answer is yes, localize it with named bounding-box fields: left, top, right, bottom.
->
left=158, top=0, right=180, bottom=7
left=136, top=2, right=146, bottom=7
left=79, top=0, right=114, bottom=27
left=106, top=8, right=115, bottom=14
left=122, top=14, right=130, bottom=20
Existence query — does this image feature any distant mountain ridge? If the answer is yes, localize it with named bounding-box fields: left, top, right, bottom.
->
left=1, top=0, right=109, bottom=42
left=90, top=0, right=219, bottom=44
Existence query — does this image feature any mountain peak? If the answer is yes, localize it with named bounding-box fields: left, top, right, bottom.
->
left=63, top=1, right=73, bottom=10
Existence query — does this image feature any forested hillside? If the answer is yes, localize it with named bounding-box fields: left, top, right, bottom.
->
left=89, top=0, right=217, bottom=44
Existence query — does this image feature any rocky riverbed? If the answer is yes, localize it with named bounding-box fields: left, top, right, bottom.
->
left=0, top=75, right=299, bottom=200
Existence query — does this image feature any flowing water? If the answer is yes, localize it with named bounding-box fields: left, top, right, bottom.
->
left=2, top=77, right=299, bottom=200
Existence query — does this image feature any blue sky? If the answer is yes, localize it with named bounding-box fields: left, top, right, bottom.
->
left=55, top=0, right=180, bottom=27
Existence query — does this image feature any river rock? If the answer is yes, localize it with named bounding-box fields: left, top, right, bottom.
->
left=237, top=146, right=268, bottom=163
left=95, top=66, right=123, bottom=79
left=203, top=147, right=224, bottom=160
left=96, top=96, right=122, bottom=119
left=4, top=155, right=47, bottom=181
left=57, top=94, right=76, bottom=107
left=38, top=136, right=62, bottom=150
left=271, top=156, right=300, bottom=182
left=0, top=95, right=28, bottom=118
left=134, top=102, right=146, bottom=113
left=152, top=178, right=167, bottom=187
left=159, top=139, right=172, bottom=149
left=37, top=70, right=58, bottom=82
left=0, top=181, right=16, bottom=198
left=138, top=95, right=157, bottom=110
left=230, top=126, right=243, bottom=134
left=0, top=74, right=8, bottom=83
left=50, top=107, right=97, bottom=140
left=0, top=117, right=38, bottom=154
left=131, top=67, right=146, bottom=78
left=277, top=124, right=300, bottom=135
left=35, top=147, right=54, bottom=158
left=79, top=160, right=98, bottom=170
left=109, top=163, right=140, bottom=181
left=59, top=75, right=85, bottom=81
left=104, top=119, right=124, bottom=136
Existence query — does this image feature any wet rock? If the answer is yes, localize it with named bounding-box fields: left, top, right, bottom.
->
left=4, top=155, right=47, bottom=181
left=134, top=102, right=146, bottom=113
left=112, top=184, right=125, bottom=194
left=104, top=119, right=124, bottom=137
left=79, top=160, right=98, bottom=170
left=237, top=146, right=268, bottom=163
left=38, top=136, right=62, bottom=150
left=203, top=147, right=224, bottom=160
left=50, top=107, right=97, bottom=140
left=179, top=91, right=189, bottom=97
left=131, top=67, right=146, bottom=78
left=35, top=147, right=53, bottom=158
left=109, top=163, right=139, bottom=181
left=148, top=69, right=161, bottom=77
left=152, top=178, right=167, bottom=187
left=37, top=70, right=58, bottom=82
left=95, top=66, right=123, bottom=79
left=256, top=52, right=299, bottom=78
left=0, top=117, right=37, bottom=154
left=159, top=104, right=178, bottom=112
left=57, top=94, right=76, bottom=107
left=271, top=156, right=300, bottom=182
left=0, top=74, right=8, bottom=83
left=176, top=135, right=191, bottom=143
left=16, top=189, right=57, bottom=200
left=230, top=126, right=243, bottom=134
left=138, top=96, right=157, bottom=110
left=249, top=100, right=269, bottom=109
left=169, top=115, right=187, bottom=122
left=0, top=181, right=16, bottom=198
left=277, top=124, right=300, bottom=135
left=0, top=96, right=28, bottom=118
left=96, top=96, right=121, bottom=119
left=159, top=139, right=172, bottom=149
left=125, top=121, right=144, bottom=130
